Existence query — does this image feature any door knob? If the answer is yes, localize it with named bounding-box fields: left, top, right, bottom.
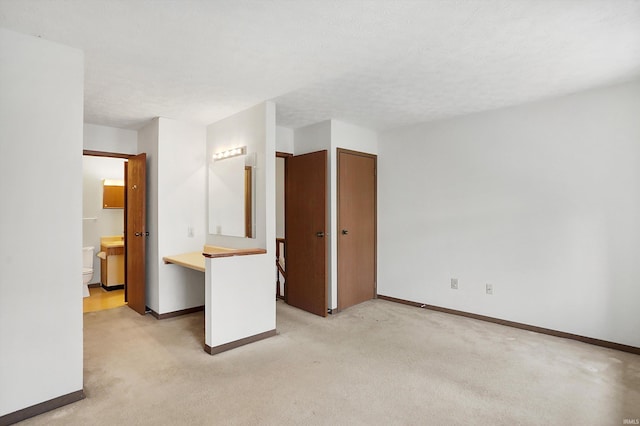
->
left=316, top=231, right=325, bottom=238
left=342, top=229, right=349, bottom=235
left=135, top=232, right=141, bottom=237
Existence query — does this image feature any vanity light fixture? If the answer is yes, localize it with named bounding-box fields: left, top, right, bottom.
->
left=213, top=146, right=246, bottom=161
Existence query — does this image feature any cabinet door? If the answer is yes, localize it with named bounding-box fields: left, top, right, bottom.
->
left=103, top=184, right=124, bottom=208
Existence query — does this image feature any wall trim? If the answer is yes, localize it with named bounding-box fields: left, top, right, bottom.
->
left=82, top=149, right=133, bottom=159
left=205, top=329, right=277, bottom=355
left=0, top=389, right=85, bottom=426
left=377, top=294, right=640, bottom=355
left=149, top=306, right=204, bottom=320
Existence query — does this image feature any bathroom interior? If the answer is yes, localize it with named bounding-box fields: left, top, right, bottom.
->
left=82, top=155, right=127, bottom=312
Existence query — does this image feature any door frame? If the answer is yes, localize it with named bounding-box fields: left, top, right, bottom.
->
left=336, top=148, right=378, bottom=310
left=276, top=152, right=292, bottom=301
left=82, top=149, right=136, bottom=303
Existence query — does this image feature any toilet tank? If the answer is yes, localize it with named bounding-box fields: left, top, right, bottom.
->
left=82, top=246, right=95, bottom=269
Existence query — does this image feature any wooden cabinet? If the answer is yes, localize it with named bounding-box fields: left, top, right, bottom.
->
left=100, top=244, right=125, bottom=287
left=103, top=182, right=124, bottom=209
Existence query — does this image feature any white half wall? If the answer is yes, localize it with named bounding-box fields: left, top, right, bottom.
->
left=379, top=80, right=640, bottom=347
left=0, top=28, right=84, bottom=416
left=84, top=123, right=137, bottom=154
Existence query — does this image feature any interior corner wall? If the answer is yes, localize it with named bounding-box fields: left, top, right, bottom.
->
left=378, top=80, right=640, bottom=347
left=137, top=118, right=160, bottom=312
left=83, top=123, right=138, bottom=154
left=0, top=28, right=84, bottom=416
left=157, top=118, right=206, bottom=314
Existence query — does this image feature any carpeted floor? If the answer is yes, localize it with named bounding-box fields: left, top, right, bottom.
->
left=20, top=299, right=640, bottom=425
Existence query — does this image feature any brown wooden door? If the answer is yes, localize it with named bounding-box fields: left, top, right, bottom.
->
left=125, top=153, right=147, bottom=315
left=338, top=149, right=376, bottom=311
left=285, top=150, right=328, bottom=317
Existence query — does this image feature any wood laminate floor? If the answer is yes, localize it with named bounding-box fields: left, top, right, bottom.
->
left=83, top=286, right=126, bottom=313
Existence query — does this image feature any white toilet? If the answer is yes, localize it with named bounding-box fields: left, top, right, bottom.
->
left=82, top=246, right=95, bottom=298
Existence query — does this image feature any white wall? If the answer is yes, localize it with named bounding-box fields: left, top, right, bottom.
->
left=294, top=120, right=332, bottom=155
left=205, top=102, right=276, bottom=348
left=293, top=120, right=378, bottom=310
left=379, top=80, right=640, bottom=347
left=84, top=123, right=137, bottom=154
left=276, top=125, right=294, bottom=153
left=137, top=118, right=207, bottom=315
left=0, top=28, right=84, bottom=416
left=157, top=118, right=206, bottom=313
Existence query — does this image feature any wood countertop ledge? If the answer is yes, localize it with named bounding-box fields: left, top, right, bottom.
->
left=162, top=252, right=205, bottom=272
left=202, top=245, right=267, bottom=258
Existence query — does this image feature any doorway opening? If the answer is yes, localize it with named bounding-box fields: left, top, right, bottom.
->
left=83, top=151, right=129, bottom=313
left=275, top=151, right=291, bottom=300
left=82, top=150, right=147, bottom=316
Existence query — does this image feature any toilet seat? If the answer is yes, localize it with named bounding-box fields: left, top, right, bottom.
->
left=83, top=267, right=93, bottom=275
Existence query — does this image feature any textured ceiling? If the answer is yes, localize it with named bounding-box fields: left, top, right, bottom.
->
left=1, top=0, right=639, bottom=131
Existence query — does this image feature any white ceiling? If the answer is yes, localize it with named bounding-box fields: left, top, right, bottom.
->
left=1, top=0, right=639, bottom=131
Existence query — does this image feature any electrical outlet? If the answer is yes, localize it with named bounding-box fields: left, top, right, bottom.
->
left=486, top=283, right=493, bottom=295
left=451, top=278, right=458, bottom=289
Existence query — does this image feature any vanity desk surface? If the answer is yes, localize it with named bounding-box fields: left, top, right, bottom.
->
left=162, top=252, right=206, bottom=272
left=163, top=245, right=266, bottom=272
left=202, top=245, right=267, bottom=258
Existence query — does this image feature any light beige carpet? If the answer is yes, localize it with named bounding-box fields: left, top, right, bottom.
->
left=20, top=299, right=640, bottom=425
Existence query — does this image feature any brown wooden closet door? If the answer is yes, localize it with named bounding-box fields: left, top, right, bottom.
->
left=285, top=150, right=328, bottom=317
left=338, top=149, right=376, bottom=311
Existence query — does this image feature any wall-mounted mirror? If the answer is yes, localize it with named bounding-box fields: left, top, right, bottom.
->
left=208, top=153, right=255, bottom=238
